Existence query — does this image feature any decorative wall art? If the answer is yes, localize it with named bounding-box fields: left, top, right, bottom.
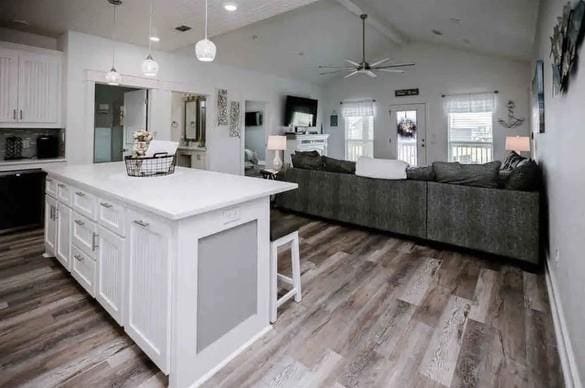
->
left=497, top=100, right=526, bottom=129
left=532, top=60, right=545, bottom=133
left=217, top=88, right=228, bottom=125
left=550, top=1, right=585, bottom=94
left=330, top=111, right=338, bottom=127
left=229, top=101, right=241, bottom=137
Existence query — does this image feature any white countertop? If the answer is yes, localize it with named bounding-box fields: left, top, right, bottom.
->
left=43, top=163, right=297, bottom=220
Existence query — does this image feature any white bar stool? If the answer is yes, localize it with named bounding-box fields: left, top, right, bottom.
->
left=270, top=223, right=302, bottom=323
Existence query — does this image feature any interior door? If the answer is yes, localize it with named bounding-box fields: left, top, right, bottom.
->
left=0, top=48, right=19, bottom=123
left=18, top=52, right=61, bottom=124
left=389, top=104, right=427, bottom=166
left=123, top=90, right=148, bottom=155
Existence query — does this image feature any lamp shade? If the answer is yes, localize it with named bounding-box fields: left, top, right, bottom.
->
left=267, top=135, right=287, bottom=150
left=142, top=54, right=159, bottom=77
left=195, top=39, right=216, bottom=62
left=505, top=136, right=530, bottom=152
left=105, top=67, right=121, bottom=86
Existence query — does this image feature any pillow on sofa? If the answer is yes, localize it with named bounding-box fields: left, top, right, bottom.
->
left=406, top=166, right=435, bottom=181
left=505, top=160, right=540, bottom=191
left=322, top=156, right=356, bottom=174
left=433, top=161, right=502, bottom=188
left=502, top=151, right=527, bottom=170
left=291, top=151, right=323, bottom=170
left=356, top=157, right=408, bottom=180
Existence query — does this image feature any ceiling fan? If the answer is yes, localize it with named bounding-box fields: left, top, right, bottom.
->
left=319, top=14, right=414, bottom=78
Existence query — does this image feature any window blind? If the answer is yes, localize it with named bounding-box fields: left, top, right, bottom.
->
left=444, top=93, right=495, bottom=113
left=342, top=100, right=374, bottom=117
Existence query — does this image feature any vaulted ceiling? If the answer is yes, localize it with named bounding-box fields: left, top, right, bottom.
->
left=0, top=0, right=540, bottom=84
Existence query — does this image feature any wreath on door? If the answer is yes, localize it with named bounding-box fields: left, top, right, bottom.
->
left=397, top=117, right=417, bottom=138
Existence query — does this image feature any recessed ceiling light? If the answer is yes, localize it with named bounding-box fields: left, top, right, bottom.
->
left=223, top=2, right=238, bottom=12
left=432, top=29, right=443, bottom=36
left=149, top=36, right=160, bottom=42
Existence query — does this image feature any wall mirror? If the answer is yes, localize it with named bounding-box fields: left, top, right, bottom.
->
left=185, top=96, right=207, bottom=145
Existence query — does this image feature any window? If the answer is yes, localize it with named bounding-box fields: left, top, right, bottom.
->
left=343, top=100, right=374, bottom=161
left=445, top=93, right=495, bottom=164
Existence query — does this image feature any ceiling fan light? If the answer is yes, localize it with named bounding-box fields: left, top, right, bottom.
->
left=195, top=39, right=216, bottom=62
left=105, top=67, right=121, bottom=85
left=142, top=54, right=159, bottom=77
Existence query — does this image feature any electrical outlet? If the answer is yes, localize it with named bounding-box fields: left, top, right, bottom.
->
left=22, top=138, right=31, bottom=149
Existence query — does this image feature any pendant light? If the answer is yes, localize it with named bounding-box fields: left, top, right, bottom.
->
left=142, top=0, right=159, bottom=77
left=105, top=1, right=122, bottom=85
left=195, top=0, right=216, bottom=62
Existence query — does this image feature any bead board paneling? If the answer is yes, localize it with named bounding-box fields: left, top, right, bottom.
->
left=0, top=52, right=18, bottom=122
left=97, top=227, right=123, bottom=323
left=18, top=54, right=60, bottom=124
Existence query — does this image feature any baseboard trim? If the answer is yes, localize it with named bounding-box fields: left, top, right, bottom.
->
left=545, top=261, right=582, bottom=388
left=189, top=325, right=272, bottom=388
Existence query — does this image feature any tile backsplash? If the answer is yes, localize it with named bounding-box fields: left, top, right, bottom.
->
left=0, top=128, right=65, bottom=161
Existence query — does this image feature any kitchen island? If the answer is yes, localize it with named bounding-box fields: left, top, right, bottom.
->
left=42, top=162, right=297, bottom=387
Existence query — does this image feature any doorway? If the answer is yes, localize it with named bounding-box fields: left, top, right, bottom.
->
left=244, top=100, right=267, bottom=176
left=389, top=103, right=427, bottom=166
left=93, top=84, right=148, bottom=163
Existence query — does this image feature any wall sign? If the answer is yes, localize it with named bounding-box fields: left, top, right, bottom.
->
left=395, top=88, right=419, bottom=97
left=330, top=113, right=338, bottom=127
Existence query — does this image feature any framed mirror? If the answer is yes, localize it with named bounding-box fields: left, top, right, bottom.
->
left=184, top=96, right=207, bottom=145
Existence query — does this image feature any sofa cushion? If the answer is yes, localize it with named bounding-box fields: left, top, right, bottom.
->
left=502, top=151, right=527, bottom=170
left=356, top=157, right=408, bottom=180
left=406, top=166, right=435, bottom=181
left=433, top=161, right=502, bottom=188
left=322, top=156, right=356, bottom=174
left=291, top=151, right=323, bottom=170
left=505, top=160, right=540, bottom=191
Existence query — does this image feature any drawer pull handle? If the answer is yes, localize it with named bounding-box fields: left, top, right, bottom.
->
left=100, top=202, right=113, bottom=208
left=133, top=220, right=150, bottom=228
left=74, top=254, right=84, bottom=261
left=74, top=219, right=85, bottom=226
left=92, top=233, right=99, bottom=251
left=75, top=192, right=86, bottom=197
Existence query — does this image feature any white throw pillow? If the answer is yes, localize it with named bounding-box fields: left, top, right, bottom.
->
left=355, top=157, right=408, bottom=180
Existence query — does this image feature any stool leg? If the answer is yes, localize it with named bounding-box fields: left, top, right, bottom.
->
left=291, top=232, right=302, bottom=302
left=270, top=242, right=278, bottom=323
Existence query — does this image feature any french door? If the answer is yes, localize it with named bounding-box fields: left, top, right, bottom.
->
left=388, top=104, right=427, bottom=166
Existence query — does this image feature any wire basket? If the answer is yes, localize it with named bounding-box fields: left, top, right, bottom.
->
left=125, top=153, right=176, bottom=177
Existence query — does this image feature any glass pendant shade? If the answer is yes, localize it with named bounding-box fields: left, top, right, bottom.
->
left=142, top=54, right=159, bottom=77
left=195, top=39, right=216, bottom=62
left=105, top=67, right=121, bottom=85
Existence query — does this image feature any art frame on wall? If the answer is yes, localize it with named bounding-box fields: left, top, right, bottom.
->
left=217, top=88, right=228, bottom=126
left=532, top=60, right=545, bottom=134
left=229, top=101, right=241, bottom=138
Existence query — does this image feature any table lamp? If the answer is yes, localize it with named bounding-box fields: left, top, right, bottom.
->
left=505, top=136, right=530, bottom=154
left=267, top=135, right=287, bottom=171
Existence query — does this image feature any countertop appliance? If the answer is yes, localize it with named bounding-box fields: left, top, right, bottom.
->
left=37, top=135, right=59, bottom=159
left=0, top=169, right=46, bottom=233
left=5, top=136, right=24, bottom=160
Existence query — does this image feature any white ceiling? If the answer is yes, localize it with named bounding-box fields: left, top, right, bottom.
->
left=0, top=0, right=321, bottom=51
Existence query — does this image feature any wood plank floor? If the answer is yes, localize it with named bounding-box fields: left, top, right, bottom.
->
left=0, top=211, right=563, bottom=388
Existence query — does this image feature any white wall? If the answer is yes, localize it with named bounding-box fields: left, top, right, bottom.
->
left=61, top=30, right=322, bottom=175
left=534, top=0, right=585, bottom=385
left=322, top=42, right=532, bottom=163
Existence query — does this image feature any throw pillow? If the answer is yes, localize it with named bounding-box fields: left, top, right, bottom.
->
left=505, top=160, right=541, bottom=191
left=291, top=151, right=323, bottom=170
left=433, top=161, right=502, bottom=188
left=355, top=157, right=408, bottom=180
left=502, top=151, right=527, bottom=170
left=322, top=156, right=356, bottom=174
left=406, top=166, right=435, bottom=181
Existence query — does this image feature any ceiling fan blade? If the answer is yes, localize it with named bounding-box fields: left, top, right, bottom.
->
left=365, top=70, right=377, bottom=78
left=318, top=65, right=355, bottom=69
left=378, top=68, right=405, bottom=73
left=370, top=58, right=390, bottom=67
left=375, top=63, right=415, bottom=69
left=319, top=70, right=347, bottom=75
left=345, top=59, right=360, bottom=67
left=344, top=70, right=359, bottom=79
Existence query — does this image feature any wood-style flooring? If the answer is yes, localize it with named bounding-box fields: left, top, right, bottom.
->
left=0, top=211, right=563, bottom=387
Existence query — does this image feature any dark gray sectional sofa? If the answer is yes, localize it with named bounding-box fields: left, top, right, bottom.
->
left=275, top=167, right=541, bottom=265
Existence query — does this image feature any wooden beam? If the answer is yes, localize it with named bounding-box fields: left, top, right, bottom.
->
left=336, top=0, right=406, bottom=45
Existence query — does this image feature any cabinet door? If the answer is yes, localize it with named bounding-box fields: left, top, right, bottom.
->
left=126, top=211, right=171, bottom=373
left=71, top=211, right=98, bottom=259
left=55, top=204, right=71, bottom=270
left=17, top=52, right=61, bottom=124
left=0, top=48, right=19, bottom=123
left=96, top=226, right=125, bottom=325
left=71, top=245, right=96, bottom=296
left=44, top=196, right=57, bottom=255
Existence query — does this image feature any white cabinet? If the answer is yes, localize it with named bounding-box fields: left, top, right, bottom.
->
left=96, top=226, right=125, bottom=325
left=44, top=195, right=57, bottom=254
left=55, top=203, right=71, bottom=270
left=71, top=212, right=98, bottom=259
left=72, top=188, right=97, bottom=220
left=125, top=210, right=171, bottom=373
left=0, top=45, right=62, bottom=128
left=97, top=197, right=126, bottom=236
left=0, top=48, right=19, bottom=123
left=71, top=245, right=96, bottom=296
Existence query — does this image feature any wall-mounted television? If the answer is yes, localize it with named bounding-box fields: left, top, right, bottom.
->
left=245, top=111, right=263, bottom=126
left=284, top=96, right=318, bottom=127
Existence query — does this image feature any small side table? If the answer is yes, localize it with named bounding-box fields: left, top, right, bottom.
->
left=260, top=168, right=280, bottom=180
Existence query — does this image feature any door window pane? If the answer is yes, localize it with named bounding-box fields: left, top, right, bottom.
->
left=396, top=110, right=417, bottom=166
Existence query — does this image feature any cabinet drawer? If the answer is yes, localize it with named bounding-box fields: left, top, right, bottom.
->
left=72, top=211, right=98, bottom=259
left=72, top=187, right=97, bottom=220
left=71, top=245, right=96, bottom=296
left=97, top=197, right=125, bottom=237
left=56, top=181, right=72, bottom=206
left=45, top=177, right=57, bottom=198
